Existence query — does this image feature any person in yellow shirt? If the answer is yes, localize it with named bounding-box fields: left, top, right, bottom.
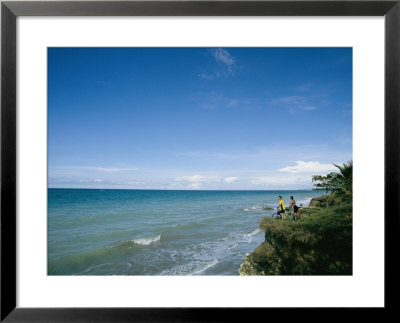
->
left=278, top=196, right=286, bottom=221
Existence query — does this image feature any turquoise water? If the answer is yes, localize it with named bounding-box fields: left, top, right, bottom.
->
left=48, top=189, right=321, bottom=275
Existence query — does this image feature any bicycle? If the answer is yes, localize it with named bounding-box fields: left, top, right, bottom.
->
left=271, top=207, right=300, bottom=221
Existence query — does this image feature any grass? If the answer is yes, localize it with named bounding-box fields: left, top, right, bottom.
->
left=255, top=199, right=353, bottom=275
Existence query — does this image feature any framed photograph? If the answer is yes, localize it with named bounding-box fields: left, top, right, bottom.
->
left=1, top=0, right=398, bottom=321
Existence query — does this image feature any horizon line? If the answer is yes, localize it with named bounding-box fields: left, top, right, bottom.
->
left=48, top=187, right=315, bottom=191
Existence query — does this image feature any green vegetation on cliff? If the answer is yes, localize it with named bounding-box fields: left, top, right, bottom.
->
left=239, top=161, right=353, bottom=275
left=239, top=199, right=352, bottom=275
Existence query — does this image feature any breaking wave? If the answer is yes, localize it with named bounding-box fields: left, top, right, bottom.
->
left=130, top=234, right=161, bottom=246
left=296, top=197, right=313, bottom=206
left=243, top=205, right=274, bottom=212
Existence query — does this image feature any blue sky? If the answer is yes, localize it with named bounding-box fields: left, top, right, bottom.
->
left=48, top=48, right=352, bottom=189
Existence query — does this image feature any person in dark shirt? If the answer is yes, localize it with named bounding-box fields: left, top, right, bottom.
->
left=290, top=196, right=300, bottom=220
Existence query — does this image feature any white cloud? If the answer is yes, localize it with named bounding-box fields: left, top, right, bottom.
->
left=277, top=161, right=337, bottom=173
left=90, top=166, right=139, bottom=172
left=250, top=175, right=310, bottom=186
left=212, top=48, right=235, bottom=66
left=175, top=174, right=207, bottom=183
left=174, top=174, right=221, bottom=189
left=49, top=155, right=348, bottom=190
left=174, top=174, right=240, bottom=188
left=64, top=166, right=139, bottom=172
left=188, top=182, right=202, bottom=189
left=224, top=176, right=238, bottom=183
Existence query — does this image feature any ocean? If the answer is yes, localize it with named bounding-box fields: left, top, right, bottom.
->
left=48, top=189, right=322, bottom=275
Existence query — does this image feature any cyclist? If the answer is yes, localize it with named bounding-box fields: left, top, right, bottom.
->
left=290, top=196, right=300, bottom=220
left=278, top=196, right=286, bottom=221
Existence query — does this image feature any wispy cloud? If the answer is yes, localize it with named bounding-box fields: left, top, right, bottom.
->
left=250, top=174, right=311, bottom=187
left=192, top=92, right=261, bottom=110
left=212, top=48, right=235, bottom=66
left=49, top=158, right=349, bottom=190
left=84, top=166, right=139, bottom=172
left=176, top=146, right=351, bottom=176
left=55, top=166, right=139, bottom=173
left=49, top=165, right=142, bottom=188
left=278, top=161, right=337, bottom=174
left=269, top=95, right=327, bottom=112
left=49, top=164, right=338, bottom=190
left=173, top=174, right=240, bottom=189
left=226, top=99, right=239, bottom=108
left=198, top=48, right=239, bottom=80
left=198, top=73, right=214, bottom=80
left=274, top=96, right=308, bottom=105
left=175, top=174, right=209, bottom=183
left=178, top=146, right=326, bottom=162
left=177, top=149, right=268, bottom=161
left=194, top=92, right=225, bottom=110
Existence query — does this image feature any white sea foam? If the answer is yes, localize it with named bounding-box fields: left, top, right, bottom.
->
left=244, top=228, right=262, bottom=238
left=297, top=197, right=313, bottom=206
left=243, top=228, right=263, bottom=243
left=190, top=259, right=218, bottom=275
left=160, top=259, right=218, bottom=276
left=221, top=228, right=263, bottom=249
left=243, top=205, right=263, bottom=212
left=131, top=234, right=161, bottom=245
left=228, top=243, right=239, bottom=250
left=243, top=205, right=275, bottom=212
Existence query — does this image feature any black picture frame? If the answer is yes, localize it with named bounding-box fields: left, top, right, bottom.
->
left=1, top=0, right=398, bottom=321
